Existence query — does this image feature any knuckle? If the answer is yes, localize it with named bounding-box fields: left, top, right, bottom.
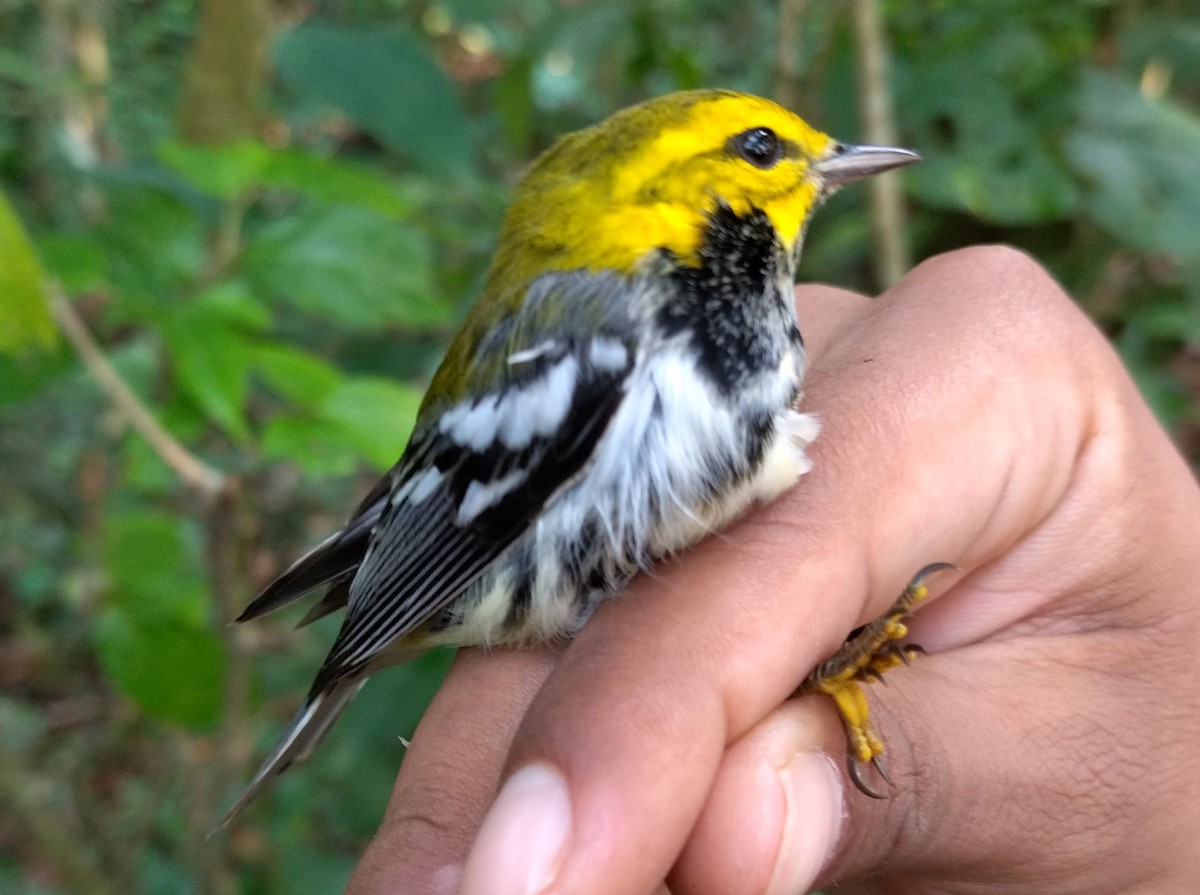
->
left=907, top=245, right=1111, bottom=370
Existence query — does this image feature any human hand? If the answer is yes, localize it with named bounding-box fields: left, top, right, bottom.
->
left=347, top=247, right=1200, bottom=895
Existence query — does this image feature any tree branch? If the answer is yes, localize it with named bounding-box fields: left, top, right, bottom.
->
left=50, top=287, right=226, bottom=499
left=206, top=484, right=254, bottom=803
left=851, top=0, right=912, bottom=287
left=774, top=0, right=809, bottom=111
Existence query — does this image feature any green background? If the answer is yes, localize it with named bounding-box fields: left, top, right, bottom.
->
left=1, top=0, right=1198, bottom=892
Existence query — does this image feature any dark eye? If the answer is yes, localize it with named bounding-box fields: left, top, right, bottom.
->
left=731, top=127, right=783, bottom=169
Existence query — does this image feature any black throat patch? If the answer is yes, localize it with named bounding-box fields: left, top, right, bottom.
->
left=657, top=203, right=797, bottom=395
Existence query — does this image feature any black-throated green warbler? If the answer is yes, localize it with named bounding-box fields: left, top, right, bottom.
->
left=225, top=89, right=922, bottom=823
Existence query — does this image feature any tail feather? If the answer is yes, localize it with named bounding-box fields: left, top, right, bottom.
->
left=236, top=534, right=367, bottom=622
left=237, top=482, right=389, bottom=623
left=295, top=577, right=352, bottom=629
left=217, top=678, right=366, bottom=829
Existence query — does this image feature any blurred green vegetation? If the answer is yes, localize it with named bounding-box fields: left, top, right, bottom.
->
left=0, top=0, right=1197, bottom=891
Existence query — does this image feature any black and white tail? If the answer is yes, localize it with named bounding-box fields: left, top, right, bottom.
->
left=217, top=677, right=366, bottom=829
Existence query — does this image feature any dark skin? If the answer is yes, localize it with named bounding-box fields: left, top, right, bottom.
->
left=347, top=246, right=1200, bottom=895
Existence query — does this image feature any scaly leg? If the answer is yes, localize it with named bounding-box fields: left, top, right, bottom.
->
left=799, top=562, right=955, bottom=798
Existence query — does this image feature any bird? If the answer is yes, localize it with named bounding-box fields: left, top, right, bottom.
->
left=222, top=89, right=921, bottom=824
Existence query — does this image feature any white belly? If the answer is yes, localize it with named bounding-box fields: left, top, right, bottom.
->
left=425, top=341, right=817, bottom=648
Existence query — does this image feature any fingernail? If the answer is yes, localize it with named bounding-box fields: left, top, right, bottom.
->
left=459, top=763, right=572, bottom=895
left=765, top=752, right=843, bottom=895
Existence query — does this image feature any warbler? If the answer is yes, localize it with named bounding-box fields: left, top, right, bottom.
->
left=224, top=89, right=921, bottom=823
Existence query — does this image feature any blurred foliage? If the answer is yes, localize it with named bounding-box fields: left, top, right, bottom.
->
left=0, top=0, right=1197, bottom=891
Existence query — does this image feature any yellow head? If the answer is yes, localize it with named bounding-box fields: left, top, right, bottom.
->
left=485, top=89, right=916, bottom=295
left=426, top=91, right=917, bottom=407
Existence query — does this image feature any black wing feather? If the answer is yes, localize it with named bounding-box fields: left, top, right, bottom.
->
left=235, top=470, right=396, bottom=622
left=294, top=576, right=352, bottom=628
left=308, top=337, right=633, bottom=691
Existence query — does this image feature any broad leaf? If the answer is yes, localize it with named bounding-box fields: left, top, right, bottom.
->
left=896, top=18, right=1080, bottom=224
left=0, top=191, right=55, bottom=356
left=320, top=376, right=423, bottom=470
left=161, top=282, right=270, bottom=441
left=275, top=24, right=471, bottom=175
left=96, top=509, right=224, bottom=731
left=104, top=510, right=209, bottom=627
left=1066, top=70, right=1200, bottom=263
left=261, top=412, right=363, bottom=477
left=94, top=609, right=225, bottom=731
left=158, top=139, right=272, bottom=200
left=242, top=205, right=449, bottom=330
left=98, top=187, right=208, bottom=319
left=261, top=149, right=415, bottom=219
left=254, top=343, right=343, bottom=410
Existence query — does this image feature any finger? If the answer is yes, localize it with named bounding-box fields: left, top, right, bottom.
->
left=455, top=247, right=1105, bottom=895
left=816, top=640, right=1200, bottom=892
left=674, top=630, right=1200, bottom=895
left=669, top=699, right=845, bottom=895
left=347, top=645, right=557, bottom=895
left=674, top=247, right=1200, bottom=895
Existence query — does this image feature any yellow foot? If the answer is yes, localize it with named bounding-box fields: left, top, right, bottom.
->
left=800, top=562, right=955, bottom=798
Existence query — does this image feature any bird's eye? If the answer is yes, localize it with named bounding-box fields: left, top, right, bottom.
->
left=731, top=127, right=783, bottom=169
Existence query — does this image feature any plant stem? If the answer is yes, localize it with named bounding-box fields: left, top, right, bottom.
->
left=50, top=287, right=227, bottom=499
left=774, top=0, right=809, bottom=111
left=851, top=0, right=912, bottom=287
left=206, top=484, right=254, bottom=794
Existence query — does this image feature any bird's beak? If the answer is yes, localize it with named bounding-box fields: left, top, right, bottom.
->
left=813, top=142, right=920, bottom=185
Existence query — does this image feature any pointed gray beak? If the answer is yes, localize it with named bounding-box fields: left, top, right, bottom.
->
left=814, top=142, right=921, bottom=185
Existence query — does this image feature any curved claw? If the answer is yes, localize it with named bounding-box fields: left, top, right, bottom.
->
left=817, top=563, right=954, bottom=802
left=872, top=752, right=894, bottom=787
left=910, top=561, right=958, bottom=587
left=848, top=753, right=891, bottom=799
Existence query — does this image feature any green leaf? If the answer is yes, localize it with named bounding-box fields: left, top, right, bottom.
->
left=0, top=350, right=71, bottom=409
left=0, top=48, right=43, bottom=87
left=157, top=139, right=272, bottom=200
left=98, top=187, right=207, bottom=318
left=102, top=508, right=208, bottom=619
left=93, top=609, right=225, bottom=731
left=242, top=205, right=450, bottom=330
left=35, top=232, right=109, bottom=294
left=104, top=510, right=209, bottom=627
left=1127, top=293, right=1200, bottom=342
left=897, top=20, right=1080, bottom=224
left=0, top=190, right=55, bottom=356
left=121, top=436, right=182, bottom=496
left=261, top=412, right=362, bottom=477
left=493, top=55, right=536, bottom=156
left=320, top=376, right=423, bottom=470
left=1066, top=70, right=1200, bottom=262
left=1117, top=324, right=1192, bottom=427
left=261, top=149, right=415, bottom=219
left=161, top=282, right=270, bottom=441
left=274, top=24, right=472, bottom=174
left=253, top=343, right=343, bottom=410
left=96, top=507, right=224, bottom=731
left=1119, top=20, right=1200, bottom=89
